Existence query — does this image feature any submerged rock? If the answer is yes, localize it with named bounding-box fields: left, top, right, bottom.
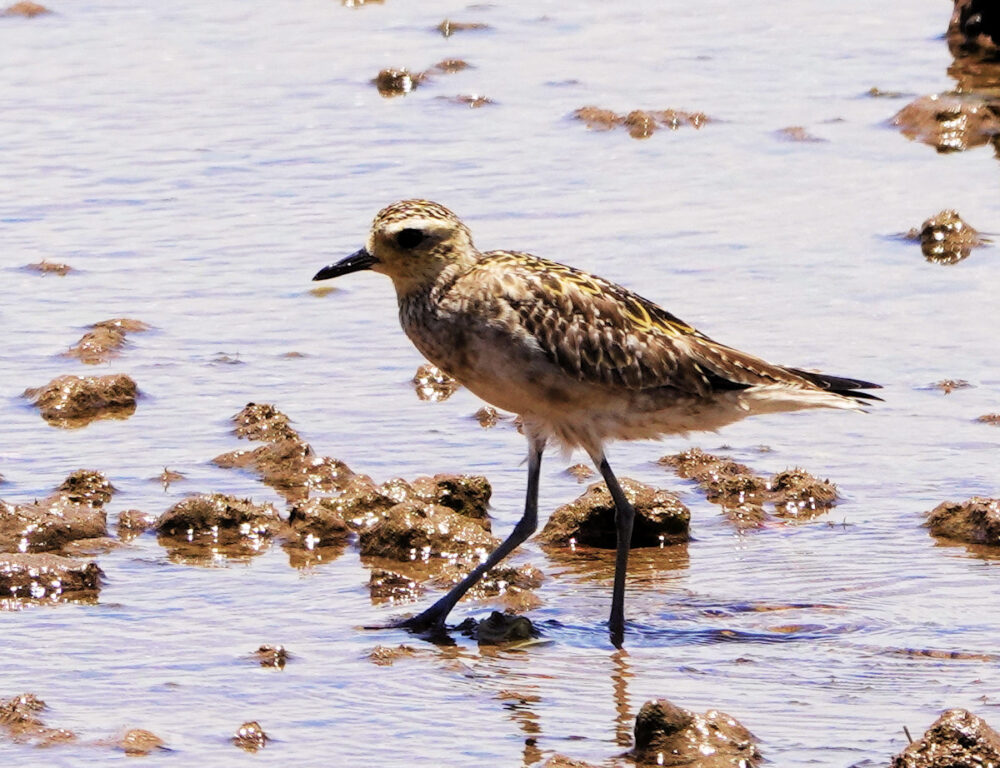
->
left=906, top=209, right=990, bottom=264
left=117, top=508, right=157, bottom=538
left=64, top=318, right=149, bottom=364
left=368, top=644, right=418, bottom=666
left=891, top=708, right=1000, bottom=767
left=926, top=496, right=1000, bottom=546
left=25, top=373, right=138, bottom=427
left=0, top=552, right=103, bottom=604
left=631, top=698, right=761, bottom=767
left=539, top=478, right=690, bottom=548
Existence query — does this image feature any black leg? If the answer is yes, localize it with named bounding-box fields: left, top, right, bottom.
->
left=594, top=454, right=636, bottom=649
left=397, top=439, right=544, bottom=636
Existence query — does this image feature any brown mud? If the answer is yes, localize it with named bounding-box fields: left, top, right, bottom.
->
left=574, top=106, right=709, bottom=139
left=437, top=19, right=490, bottom=38
left=459, top=610, right=538, bottom=645
left=155, top=493, right=283, bottom=562
left=233, top=721, right=268, bottom=752
left=2, top=1, right=49, bottom=17
left=24, top=374, right=138, bottom=427
left=904, top=209, right=990, bottom=264
left=631, top=698, right=761, bottom=767
left=0, top=694, right=75, bottom=747
left=926, top=496, right=1000, bottom=547
left=0, top=470, right=112, bottom=554
left=891, top=708, right=1000, bottom=767
left=24, top=258, right=70, bottom=274
left=661, top=449, right=838, bottom=527
left=412, top=363, right=460, bottom=401
left=116, top=729, right=166, bottom=756
left=0, top=553, right=102, bottom=606
left=251, top=644, right=288, bottom=669
left=63, top=318, right=149, bottom=364
left=539, top=478, right=690, bottom=548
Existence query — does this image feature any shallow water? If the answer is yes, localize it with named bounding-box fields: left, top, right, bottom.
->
left=2, top=0, right=999, bottom=765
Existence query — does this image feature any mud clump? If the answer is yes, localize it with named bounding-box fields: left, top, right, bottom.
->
left=369, top=566, right=423, bottom=603
left=475, top=406, right=499, bottom=427
left=0, top=553, right=103, bottom=605
left=0, top=470, right=111, bottom=553
left=437, top=19, right=490, bottom=37
left=0, top=693, right=76, bottom=746
left=358, top=500, right=498, bottom=562
left=155, top=467, right=184, bottom=488
left=891, top=708, right=1000, bottom=768
left=374, top=68, right=426, bottom=97
left=25, top=373, right=138, bottom=427
left=215, top=403, right=352, bottom=501
left=905, top=209, right=990, bottom=264
left=368, top=644, right=418, bottom=666
left=117, top=508, right=157, bottom=538
left=977, top=413, right=1000, bottom=425
left=64, top=318, right=150, bottom=364
left=565, top=463, right=594, bottom=482
left=631, top=698, right=761, bottom=767
left=948, top=0, right=1000, bottom=58
left=574, top=106, right=709, bottom=139
left=443, top=94, right=494, bottom=108
left=2, top=2, right=50, bottom=17
left=286, top=496, right=352, bottom=546
left=118, top=729, right=166, bottom=756
left=342, top=0, right=382, bottom=6
left=926, top=496, right=1000, bottom=547
left=661, top=448, right=838, bottom=525
left=233, top=402, right=299, bottom=441
left=25, top=258, right=70, bottom=274
left=413, top=363, right=460, bottom=401
left=776, top=126, right=826, bottom=142
left=251, top=644, right=288, bottom=669
left=539, top=479, right=690, bottom=548
left=460, top=610, right=538, bottom=645
left=930, top=378, right=972, bottom=394
left=214, top=438, right=352, bottom=501
left=892, top=94, right=1000, bottom=153
left=156, top=494, right=282, bottom=560
left=233, top=721, right=268, bottom=752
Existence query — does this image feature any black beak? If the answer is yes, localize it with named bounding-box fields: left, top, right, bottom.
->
left=313, top=248, right=378, bottom=281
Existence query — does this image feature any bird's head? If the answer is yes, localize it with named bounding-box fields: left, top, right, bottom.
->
left=313, top=200, right=477, bottom=295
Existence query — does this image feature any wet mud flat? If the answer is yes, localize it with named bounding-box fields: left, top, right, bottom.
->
left=3, top=0, right=1000, bottom=766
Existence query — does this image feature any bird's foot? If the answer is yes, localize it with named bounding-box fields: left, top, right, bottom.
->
left=364, top=609, right=453, bottom=644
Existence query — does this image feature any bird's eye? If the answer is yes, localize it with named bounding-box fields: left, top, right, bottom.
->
left=395, top=228, right=425, bottom=250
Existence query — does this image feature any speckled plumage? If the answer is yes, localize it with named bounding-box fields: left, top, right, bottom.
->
left=313, top=199, right=881, bottom=646
left=342, top=200, right=879, bottom=457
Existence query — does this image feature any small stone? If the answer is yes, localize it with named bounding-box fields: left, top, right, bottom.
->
left=24, top=374, right=138, bottom=427
left=119, top=729, right=165, bottom=756
left=891, top=708, right=1000, bottom=767
left=251, top=645, right=288, bottom=669
left=437, top=19, right=490, bottom=37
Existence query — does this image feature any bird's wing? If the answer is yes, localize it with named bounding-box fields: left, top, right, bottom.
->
left=471, top=251, right=838, bottom=396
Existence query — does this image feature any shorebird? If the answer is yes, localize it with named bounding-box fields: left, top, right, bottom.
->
left=313, top=199, right=880, bottom=648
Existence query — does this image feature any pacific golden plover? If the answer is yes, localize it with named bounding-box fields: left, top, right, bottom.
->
left=313, top=199, right=881, bottom=648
